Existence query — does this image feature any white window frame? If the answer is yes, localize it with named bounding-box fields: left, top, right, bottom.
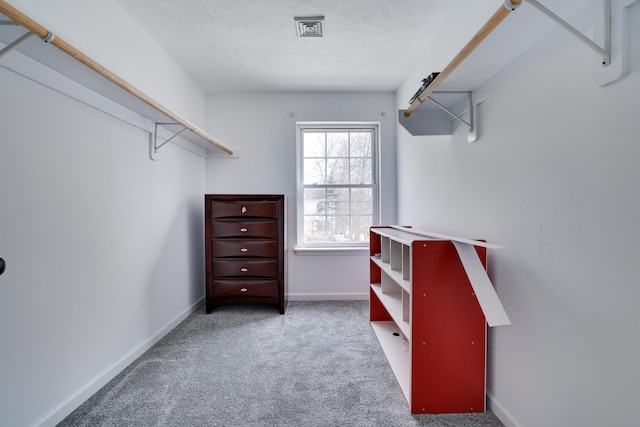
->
left=295, top=121, right=380, bottom=253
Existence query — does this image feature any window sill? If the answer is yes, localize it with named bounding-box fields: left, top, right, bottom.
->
left=293, top=246, right=369, bottom=256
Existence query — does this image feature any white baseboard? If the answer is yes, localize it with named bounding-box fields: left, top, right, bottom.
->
left=287, top=292, right=369, bottom=301
left=36, top=297, right=204, bottom=427
left=487, top=390, right=522, bottom=427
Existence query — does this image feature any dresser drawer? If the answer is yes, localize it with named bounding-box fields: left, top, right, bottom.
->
left=211, top=220, right=278, bottom=239
left=211, top=200, right=278, bottom=219
left=212, top=259, right=278, bottom=278
left=210, top=280, right=278, bottom=298
left=212, top=240, right=277, bottom=258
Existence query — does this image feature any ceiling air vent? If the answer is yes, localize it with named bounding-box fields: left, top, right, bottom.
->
left=295, top=16, right=324, bottom=37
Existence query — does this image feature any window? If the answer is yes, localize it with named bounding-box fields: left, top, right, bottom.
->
left=296, top=122, right=379, bottom=249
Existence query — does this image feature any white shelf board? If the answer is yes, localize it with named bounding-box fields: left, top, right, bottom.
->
left=400, top=2, right=616, bottom=138
left=370, top=321, right=411, bottom=403
left=372, top=227, right=437, bottom=246
left=389, top=225, right=505, bottom=250
left=0, top=13, right=232, bottom=157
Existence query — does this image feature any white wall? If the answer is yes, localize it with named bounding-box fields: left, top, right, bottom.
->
left=0, top=65, right=206, bottom=427
left=0, top=2, right=210, bottom=426
left=396, top=4, right=640, bottom=427
left=205, top=92, right=397, bottom=299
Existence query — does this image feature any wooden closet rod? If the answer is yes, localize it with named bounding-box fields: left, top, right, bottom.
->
left=0, top=0, right=233, bottom=155
left=404, top=0, right=521, bottom=118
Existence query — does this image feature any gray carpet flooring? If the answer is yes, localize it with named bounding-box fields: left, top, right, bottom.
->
left=59, top=301, right=504, bottom=427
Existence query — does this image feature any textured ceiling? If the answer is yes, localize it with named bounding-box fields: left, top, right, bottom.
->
left=116, top=0, right=594, bottom=94
left=116, top=0, right=459, bottom=93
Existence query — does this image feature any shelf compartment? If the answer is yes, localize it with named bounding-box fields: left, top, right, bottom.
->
left=371, top=283, right=410, bottom=339
left=372, top=256, right=410, bottom=293
left=390, top=239, right=403, bottom=271
left=379, top=236, right=391, bottom=262
left=402, top=244, right=410, bottom=281
left=370, top=321, right=411, bottom=403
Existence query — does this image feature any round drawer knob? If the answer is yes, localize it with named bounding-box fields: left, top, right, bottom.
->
left=240, top=288, right=248, bottom=292
left=241, top=206, right=248, bottom=214
left=240, top=228, right=248, bottom=233
left=240, top=268, right=248, bottom=272
left=240, top=248, right=248, bottom=252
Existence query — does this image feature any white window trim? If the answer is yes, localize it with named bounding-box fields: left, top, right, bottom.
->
left=295, top=121, right=381, bottom=251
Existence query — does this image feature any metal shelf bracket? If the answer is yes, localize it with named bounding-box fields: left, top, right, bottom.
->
left=149, top=123, right=187, bottom=160
left=0, top=20, right=55, bottom=59
left=426, top=92, right=478, bottom=142
left=0, top=27, right=33, bottom=59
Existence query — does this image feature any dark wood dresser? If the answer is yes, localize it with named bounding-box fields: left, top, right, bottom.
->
left=204, top=194, right=286, bottom=314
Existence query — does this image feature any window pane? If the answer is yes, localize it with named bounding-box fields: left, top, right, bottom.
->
left=349, top=132, right=371, bottom=157
left=350, top=215, right=372, bottom=242
left=303, top=132, right=325, bottom=157
left=326, top=158, right=349, bottom=184
left=304, top=216, right=328, bottom=243
left=351, top=188, right=372, bottom=214
left=350, top=158, right=371, bottom=184
left=326, top=132, right=348, bottom=157
left=330, top=215, right=350, bottom=242
left=303, top=158, right=325, bottom=184
left=303, top=188, right=327, bottom=214
left=328, top=188, right=349, bottom=215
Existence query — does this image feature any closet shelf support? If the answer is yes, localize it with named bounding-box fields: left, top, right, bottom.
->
left=150, top=123, right=186, bottom=160
left=426, top=93, right=471, bottom=128
left=0, top=24, right=55, bottom=59
left=0, top=30, right=33, bottom=58
left=426, top=92, right=478, bottom=142
left=524, top=0, right=610, bottom=66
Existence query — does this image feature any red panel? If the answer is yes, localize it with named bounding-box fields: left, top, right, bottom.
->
left=410, top=240, right=487, bottom=414
left=369, top=288, right=392, bottom=321
left=369, top=227, right=387, bottom=284
left=369, top=227, right=384, bottom=255
left=370, top=261, right=381, bottom=285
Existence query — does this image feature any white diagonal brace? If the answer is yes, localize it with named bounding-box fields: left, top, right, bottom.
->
left=525, top=0, right=610, bottom=66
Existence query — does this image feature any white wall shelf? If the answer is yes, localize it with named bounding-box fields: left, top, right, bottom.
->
left=0, top=1, right=233, bottom=159
left=399, top=0, right=633, bottom=141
